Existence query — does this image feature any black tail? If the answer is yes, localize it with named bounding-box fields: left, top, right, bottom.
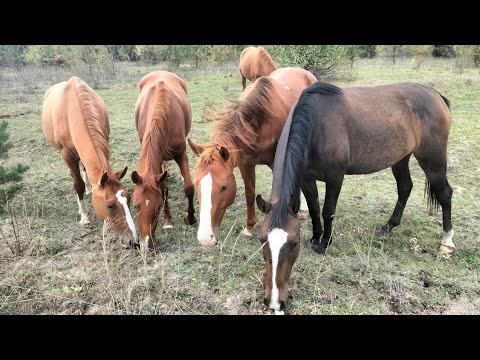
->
left=269, top=81, right=342, bottom=229
left=424, top=158, right=447, bottom=214
left=439, top=93, right=451, bottom=112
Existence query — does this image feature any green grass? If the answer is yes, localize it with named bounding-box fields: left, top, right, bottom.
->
left=0, top=58, right=479, bottom=314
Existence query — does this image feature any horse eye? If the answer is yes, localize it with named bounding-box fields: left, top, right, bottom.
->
left=107, top=203, right=116, bottom=209
left=292, top=242, right=299, bottom=247
left=220, top=185, right=227, bottom=192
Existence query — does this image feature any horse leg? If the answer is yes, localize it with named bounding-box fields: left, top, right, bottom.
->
left=161, top=184, right=173, bottom=229
left=239, top=163, right=256, bottom=237
left=62, top=149, right=89, bottom=225
left=80, top=160, right=92, bottom=195
left=300, top=179, right=323, bottom=247
left=241, top=71, right=247, bottom=91
left=175, top=151, right=197, bottom=225
left=298, top=191, right=309, bottom=220
left=416, top=157, right=454, bottom=255
left=316, top=175, right=344, bottom=254
left=379, top=154, right=413, bottom=233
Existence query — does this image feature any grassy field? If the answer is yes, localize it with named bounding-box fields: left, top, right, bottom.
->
left=0, top=58, right=479, bottom=315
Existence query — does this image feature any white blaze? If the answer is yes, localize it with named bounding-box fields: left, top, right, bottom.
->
left=268, top=228, right=288, bottom=310
left=197, top=173, right=216, bottom=246
left=116, top=190, right=138, bottom=243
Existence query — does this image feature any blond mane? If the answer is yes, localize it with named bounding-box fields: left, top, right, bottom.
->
left=72, top=78, right=110, bottom=167
left=139, top=81, right=172, bottom=189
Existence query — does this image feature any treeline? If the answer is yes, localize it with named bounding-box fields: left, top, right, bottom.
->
left=1, top=45, right=479, bottom=82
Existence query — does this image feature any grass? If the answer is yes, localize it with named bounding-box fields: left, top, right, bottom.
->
left=0, top=58, right=479, bottom=314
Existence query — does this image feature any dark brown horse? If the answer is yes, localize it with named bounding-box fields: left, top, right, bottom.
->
left=42, top=76, right=137, bottom=247
left=131, top=71, right=196, bottom=249
left=256, top=81, right=454, bottom=311
left=239, top=46, right=277, bottom=90
left=188, top=67, right=317, bottom=246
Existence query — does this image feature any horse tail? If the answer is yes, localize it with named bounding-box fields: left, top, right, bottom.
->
left=425, top=91, right=451, bottom=213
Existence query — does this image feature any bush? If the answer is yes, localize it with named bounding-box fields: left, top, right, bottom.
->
left=432, top=45, right=456, bottom=58
left=166, top=45, right=210, bottom=67
left=454, top=45, right=480, bottom=67
left=357, top=45, right=377, bottom=58
left=377, top=45, right=411, bottom=63
left=268, top=45, right=345, bottom=78
left=134, top=45, right=168, bottom=65
left=0, top=45, right=27, bottom=68
left=0, top=121, right=29, bottom=213
left=411, top=45, right=433, bottom=69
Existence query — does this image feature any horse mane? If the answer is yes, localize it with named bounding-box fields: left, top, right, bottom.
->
left=139, top=80, right=171, bottom=189
left=269, top=81, right=342, bottom=229
left=211, top=76, right=275, bottom=156
left=193, top=144, right=223, bottom=183
left=71, top=77, right=110, bottom=166
left=257, top=47, right=276, bottom=69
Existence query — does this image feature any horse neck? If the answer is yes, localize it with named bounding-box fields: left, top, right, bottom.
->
left=137, top=129, right=167, bottom=179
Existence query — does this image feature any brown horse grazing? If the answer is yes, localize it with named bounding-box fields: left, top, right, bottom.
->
left=239, top=46, right=277, bottom=90
left=256, top=81, right=454, bottom=311
left=131, top=71, right=196, bottom=249
left=188, top=67, right=317, bottom=247
left=54, top=54, right=65, bottom=65
left=42, top=76, right=138, bottom=246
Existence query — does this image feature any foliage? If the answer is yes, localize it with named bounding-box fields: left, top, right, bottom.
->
left=268, top=45, right=345, bottom=78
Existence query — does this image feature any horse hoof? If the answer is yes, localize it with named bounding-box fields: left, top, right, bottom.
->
left=80, top=218, right=90, bottom=225
left=298, top=210, right=309, bottom=220
left=375, top=224, right=392, bottom=235
left=311, top=243, right=327, bottom=255
left=85, top=188, right=92, bottom=196
left=184, top=215, right=197, bottom=225
left=241, top=228, right=253, bottom=237
left=438, top=245, right=454, bottom=256
left=163, top=224, right=173, bottom=229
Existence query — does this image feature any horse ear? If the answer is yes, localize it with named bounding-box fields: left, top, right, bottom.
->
left=155, top=171, right=168, bottom=186
left=99, top=172, right=109, bottom=187
left=115, top=166, right=128, bottom=180
left=131, top=171, right=142, bottom=185
left=289, top=194, right=300, bottom=215
left=256, top=194, right=272, bottom=214
left=219, top=146, right=230, bottom=161
left=187, top=138, right=206, bottom=157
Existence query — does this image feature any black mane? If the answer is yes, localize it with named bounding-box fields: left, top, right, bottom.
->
left=269, top=81, right=342, bottom=229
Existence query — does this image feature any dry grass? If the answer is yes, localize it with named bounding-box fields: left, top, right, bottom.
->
left=0, top=58, right=479, bottom=314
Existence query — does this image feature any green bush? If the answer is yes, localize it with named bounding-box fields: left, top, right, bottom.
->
left=432, top=45, right=456, bottom=58
left=454, top=45, right=480, bottom=67
left=268, top=45, right=345, bottom=78
left=357, top=45, right=377, bottom=58
left=0, top=45, right=27, bottom=68
left=134, top=45, right=168, bottom=65
left=377, top=45, right=411, bottom=63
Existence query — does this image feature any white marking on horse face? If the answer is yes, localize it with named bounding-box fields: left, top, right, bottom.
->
left=116, top=190, right=138, bottom=243
left=197, top=173, right=216, bottom=246
left=268, top=228, right=288, bottom=310
left=145, top=198, right=150, bottom=207
left=441, top=229, right=455, bottom=248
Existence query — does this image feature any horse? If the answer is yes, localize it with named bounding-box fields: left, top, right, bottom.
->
left=42, top=76, right=138, bottom=247
left=239, top=46, right=277, bottom=91
left=256, top=81, right=454, bottom=311
left=188, top=67, right=317, bottom=247
left=131, top=71, right=196, bottom=249
left=54, top=54, right=65, bottom=65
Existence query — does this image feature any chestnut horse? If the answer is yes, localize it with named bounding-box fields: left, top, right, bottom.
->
left=131, top=71, right=196, bottom=249
left=239, top=46, right=277, bottom=90
left=188, top=67, right=317, bottom=246
left=256, top=81, right=453, bottom=311
left=42, top=76, right=138, bottom=246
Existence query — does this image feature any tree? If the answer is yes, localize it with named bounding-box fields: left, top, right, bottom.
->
left=411, top=45, right=433, bottom=69
left=357, top=45, right=377, bottom=58
left=378, top=45, right=410, bottom=64
left=345, top=45, right=359, bottom=68
left=0, top=121, right=29, bottom=213
left=0, top=45, right=27, bottom=69
left=268, top=45, right=345, bottom=78
left=432, top=45, right=455, bottom=58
